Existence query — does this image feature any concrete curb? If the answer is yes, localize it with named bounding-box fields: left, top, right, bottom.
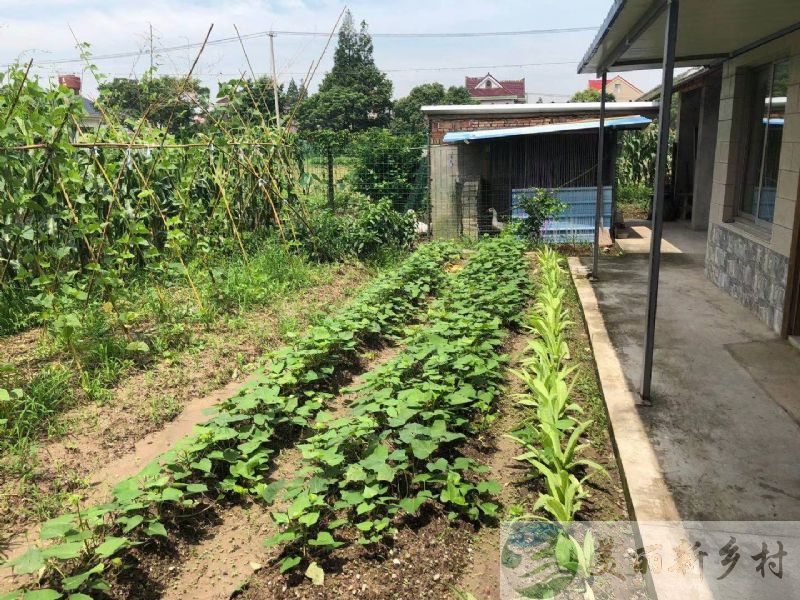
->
left=568, top=257, right=715, bottom=600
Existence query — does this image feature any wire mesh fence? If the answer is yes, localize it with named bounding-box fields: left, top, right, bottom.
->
left=298, top=140, right=429, bottom=219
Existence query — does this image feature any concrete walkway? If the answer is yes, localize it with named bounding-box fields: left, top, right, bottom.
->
left=570, top=221, right=800, bottom=599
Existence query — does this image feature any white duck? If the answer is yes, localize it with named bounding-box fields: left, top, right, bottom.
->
left=407, top=210, right=429, bottom=235
left=487, top=208, right=505, bottom=232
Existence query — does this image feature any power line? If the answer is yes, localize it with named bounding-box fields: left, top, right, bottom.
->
left=4, top=26, right=598, bottom=68
left=89, top=60, right=579, bottom=79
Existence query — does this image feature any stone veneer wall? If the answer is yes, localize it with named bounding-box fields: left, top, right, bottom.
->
left=705, top=224, right=789, bottom=333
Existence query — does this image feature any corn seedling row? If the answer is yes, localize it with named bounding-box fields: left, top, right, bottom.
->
left=264, top=236, right=530, bottom=577
left=3, top=242, right=459, bottom=599
left=508, top=247, right=605, bottom=592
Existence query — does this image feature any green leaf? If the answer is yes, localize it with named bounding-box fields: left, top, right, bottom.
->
left=94, top=536, right=129, bottom=558
left=23, top=592, right=62, bottom=600
left=190, top=458, right=212, bottom=473
left=125, top=341, right=150, bottom=353
left=160, top=487, right=183, bottom=502
left=305, top=561, right=325, bottom=586
left=67, top=594, right=93, bottom=600
left=298, top=511, right=320, bottom=527
left=279, top=555, right=301, bottom=573
left=6, top=548, right=45, bottom=575
left=145, top=522, right=168, bottom=537
left=410, top=439, right=437, bottom=460
left=42, top=542, right=83, bottom=560
left=263, top=531, right=296, bottom=548
left=308, top=531, right=341, bottom=547
left=119, top=515, right=143, bottom=534
left=62, top=563, right=104, bottom=591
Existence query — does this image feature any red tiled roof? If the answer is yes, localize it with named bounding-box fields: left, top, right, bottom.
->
left=587, top=75, right=643, bottom=94
left=465, top=74, right=526, bottom=99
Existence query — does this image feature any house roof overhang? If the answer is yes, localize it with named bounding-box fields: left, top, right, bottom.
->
left=578, top=0, right=800, bottom=75
left=442, top=115, right=652, bottom=143
left=421, top=101, right=660, bottom=119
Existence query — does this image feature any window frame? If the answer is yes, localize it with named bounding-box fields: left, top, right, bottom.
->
left=737, top=58, right=788, bottom=228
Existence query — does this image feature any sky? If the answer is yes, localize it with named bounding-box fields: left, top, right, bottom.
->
left=0, top=0, right=667, bottom=102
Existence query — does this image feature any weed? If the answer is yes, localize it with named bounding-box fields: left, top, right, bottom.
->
left=0, top=365, right=74, bottom=453
left=148, top=394, right=183, bottom=427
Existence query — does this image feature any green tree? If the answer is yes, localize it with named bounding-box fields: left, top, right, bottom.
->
left=216, top=77, right=285, bottom=128
left=349, top=128, right=425, bottom=210
left=97, top=76, right=209, bottom=138
left=299, top=10, right=392, bottom=135
left=392, top=83, right=475, bottom=135
left=569, top=88, right=615, bottom=103
left=283, top=79, right=302, bottom=117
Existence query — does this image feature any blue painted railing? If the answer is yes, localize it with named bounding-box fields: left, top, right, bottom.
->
left=511, top=186, right=612, bottom=243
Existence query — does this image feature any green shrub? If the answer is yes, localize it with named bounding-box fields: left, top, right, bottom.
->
left=515, top=189, right=566, bottom=243
left=348, top=129, right=425, bottom=210
left=290, top=197, right=415, bottom=262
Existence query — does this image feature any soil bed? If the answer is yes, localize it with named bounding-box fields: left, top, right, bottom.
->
left=0, top=264, right=370, bottom=542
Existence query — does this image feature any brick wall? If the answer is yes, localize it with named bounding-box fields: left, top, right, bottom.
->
left=428, top=112, right=604, bottom=145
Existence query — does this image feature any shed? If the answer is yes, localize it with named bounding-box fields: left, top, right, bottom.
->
left=422, top=103, right=657, bottom=241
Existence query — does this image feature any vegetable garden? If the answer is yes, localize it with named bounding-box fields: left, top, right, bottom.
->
left=1, top=229, right=641, bottom=599
left=0, top=33, right=639, bottom=599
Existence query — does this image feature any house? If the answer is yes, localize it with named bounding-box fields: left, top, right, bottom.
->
left=465, top=73, right=526, bottom=104
left=587, top=74, right=643, bottom=101
left=58, top=74, right=102, bottom=130
left=579, top=0, right=800, bottom=339
left=575, top=3, right=800, bottom=598
left=421, top=102, right=659, bottom=239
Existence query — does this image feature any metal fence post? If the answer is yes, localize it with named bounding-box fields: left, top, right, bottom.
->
left=591, top=70, right=607, bottom=280
left=641, top=0, right=680, bottom=401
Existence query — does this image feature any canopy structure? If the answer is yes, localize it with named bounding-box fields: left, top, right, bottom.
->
left=577, top=0, right=800, bottom=400
left=579, top=0, right=800, bottom=74
left=442, top=115, right=652, bottom=144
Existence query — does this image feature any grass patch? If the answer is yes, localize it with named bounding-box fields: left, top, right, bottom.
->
left=0, top=365, right=75, bottom=454
left=617, top=183, right=651, bottom=221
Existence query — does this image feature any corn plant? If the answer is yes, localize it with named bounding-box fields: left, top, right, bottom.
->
left=507, top=246, right=606, bottom=589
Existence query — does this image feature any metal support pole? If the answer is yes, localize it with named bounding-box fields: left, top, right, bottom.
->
left=269, top=32, right=281, bottom=127
left=641, top=0, right=679, bottom=401
left=591, top=71, right=607, bottom=280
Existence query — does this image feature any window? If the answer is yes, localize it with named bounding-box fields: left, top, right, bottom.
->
left=614, top=83, right=621, bottom=94
left=740, top=59, right=789, bottom=224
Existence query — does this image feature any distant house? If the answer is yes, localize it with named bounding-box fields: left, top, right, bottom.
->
left=58, top=74, right=102, bottom=129
left=465, top=73, right=526, bottom=104
left=588, top=75, right=643, bottom=102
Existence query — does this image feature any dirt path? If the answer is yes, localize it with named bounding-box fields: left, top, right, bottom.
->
left=457, top=334, right=531, bottom=600
left=150, top=345, right=403, bottom=600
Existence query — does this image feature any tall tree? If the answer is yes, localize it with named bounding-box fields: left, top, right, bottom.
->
left=392, top=83, right=475, bottom=135
left=97, top=76, right=209, bottom=138
left=569, top=88, right=615, bottom=103
left=216, top=77, right=285, bottom=127
left=299, top=10, right=393, bottom=135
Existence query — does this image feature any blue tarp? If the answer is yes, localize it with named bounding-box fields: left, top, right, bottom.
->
left=512, top=187, right=613, bottom=243
left=443, top=115, right=652, bottom=144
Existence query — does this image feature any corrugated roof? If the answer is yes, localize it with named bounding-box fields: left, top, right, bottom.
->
left=442, top=115, right=652, bottom=143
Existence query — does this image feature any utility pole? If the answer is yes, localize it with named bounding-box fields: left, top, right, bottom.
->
left=269, top=32, right=281, bottom=127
